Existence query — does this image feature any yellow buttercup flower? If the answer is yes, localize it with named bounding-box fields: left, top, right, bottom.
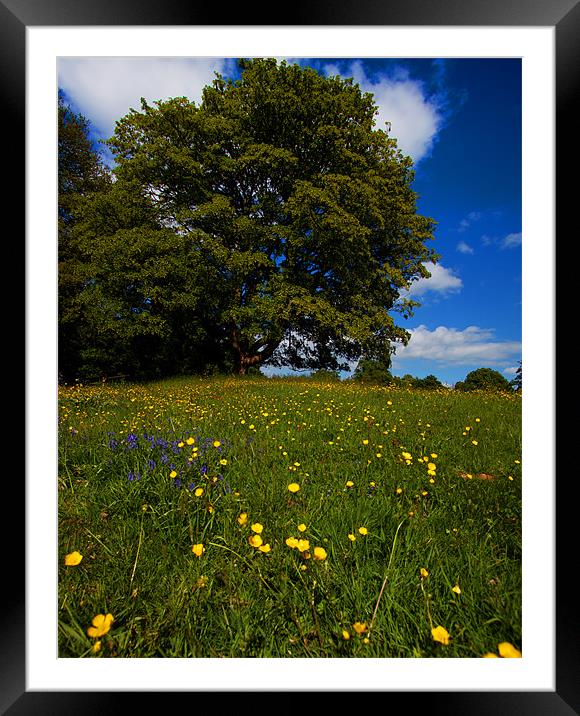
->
left=345, top=480, right=354, bottom=488
left=251, top=523, right=263, bottom=534
left=297, top=523, right=307, bottom=532
left=87, top=613, right=114, bottom=638
left=358, top=527, right=368, bottom=536
left=452, top=584, right=462, bottom=594
left=194, top=487, right=204, bottom=497
left=498, top=642, right=522, bottom=658
left=348, top=533, right=356, bottom=542
left=431, top=625, right=450, bottom=645
left=353, top=622, right=367, bottom=634
left=258, top=543, right=271, bottom=553
left=170, top=470, right=178, bottom=478
left=237, top=512, right=248, bottom=526
left=64, top=551, right=83, bottom=566
left=192, top=543, right=205, bottom=557
left=313, top=546, right=327, bottom=561
left=213, top=440, right=221, bottom=447
left=248, top=534, right=263, bottom=548
left=296, top=539, right=310, bottom=552
left=285, top=537, right=299, bottom=548
left=482, top=652, right=499, bottom=658
left=186, top=437, right=195, bottom=445
left=288, top=483, right=300, bottom=493
left=342, top=630, right=351, bottom=640
left=420, top=567, right=429, bottom=578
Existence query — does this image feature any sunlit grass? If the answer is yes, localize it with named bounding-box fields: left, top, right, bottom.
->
left=58, top=376, right=521, bottom=658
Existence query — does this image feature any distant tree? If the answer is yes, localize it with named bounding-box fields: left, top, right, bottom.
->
left=353, top=351, right=393, bottom=384
left=310, top=368, right=341, bottom=381
left=510, top=361, right=522, bottom=391
left=87, top=58, right=437, bottom=376
left=456, top=367, right=513, bottom=392
left=413, top=374, right=444, bottom=390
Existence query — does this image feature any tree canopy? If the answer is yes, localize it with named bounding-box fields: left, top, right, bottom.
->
left=455, top=368, right=513, bottom=392
left=60, top=59, right=438, bottom=381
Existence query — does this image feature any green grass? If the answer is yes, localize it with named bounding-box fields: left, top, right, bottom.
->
left=58, top=376, right=522, bottom=658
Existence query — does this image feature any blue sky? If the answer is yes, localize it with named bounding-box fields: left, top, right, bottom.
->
left=58, top=56, right=522, bottom=386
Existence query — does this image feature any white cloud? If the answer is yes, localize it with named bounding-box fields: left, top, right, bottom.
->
left=457, top=211, right=482, bottom=232
left=58, top=57, right=445, bottom=166
left=58, top=57, right=230, bottom=140
left=503, top=365, right=519, bottom=376
left=392, top=325, right=521, bottom=366
left=323, top=61, right=443, bottom=163
left=456, top=241, right=474, bottom=255
left=407, top=263, right=462, bottom=297
left=501, top=232, right=522, bottom=249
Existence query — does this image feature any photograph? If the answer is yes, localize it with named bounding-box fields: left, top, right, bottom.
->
left=55, top=54, right=524, bottom=661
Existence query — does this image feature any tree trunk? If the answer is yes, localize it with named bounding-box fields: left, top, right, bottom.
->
left=231, top=326, right=277, bottom=375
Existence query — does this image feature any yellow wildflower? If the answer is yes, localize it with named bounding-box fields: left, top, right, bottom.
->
left=248, top=534, right=263, bottom=548
left=297, top=539, right=310, bottom=552
left=192, top=543, right=205, bottom=557
left=288, top=483, right=300, bottom=493
left=431, top=625, right=450, bottom=645
left=313, top=546, right=327, bottom=561
left=87, top=613, right=114, bottom=639
left=498, top=642, right=522, bottom=658
left=251, top=523, right=263, bottom=534
left=64, top=551, right=83, bottom=566
left=237, top=512, right=248, bottom=526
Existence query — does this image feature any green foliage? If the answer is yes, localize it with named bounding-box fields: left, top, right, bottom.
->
left=62, top=59, right=437, bottom=381
left=456, top=368, right=513, bottom=392
left=353, top=352, right=393, bottom=384
left=58, top=92, right=111, bottom=381
left=310, top=368, right=341, bottom=381
left=412, top=374, right=445, bottom=390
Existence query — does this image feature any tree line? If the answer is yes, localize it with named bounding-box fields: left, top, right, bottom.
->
left=60, top=59, right=441, bottom=383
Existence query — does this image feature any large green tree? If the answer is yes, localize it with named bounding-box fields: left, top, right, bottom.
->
left=58, top=91, right=111, bottom=380
left=83, top=59, right=437, bottom=375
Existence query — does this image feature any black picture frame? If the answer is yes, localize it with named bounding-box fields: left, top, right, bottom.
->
left=12, top=0, right=574, bottom=712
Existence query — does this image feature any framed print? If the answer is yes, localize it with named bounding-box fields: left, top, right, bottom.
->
left=12, top=0, right=576, bottom=712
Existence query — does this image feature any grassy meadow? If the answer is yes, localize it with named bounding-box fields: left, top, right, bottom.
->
left=58, top=376, right=522, bottom=658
